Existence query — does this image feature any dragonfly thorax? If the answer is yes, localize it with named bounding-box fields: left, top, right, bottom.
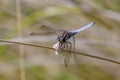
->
left=57, top=36, right=65, bottom=42
left=57, top=31, right=73, bottom=43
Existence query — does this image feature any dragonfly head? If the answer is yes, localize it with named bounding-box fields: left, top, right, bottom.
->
left=57, top=36, right=63, bottom=42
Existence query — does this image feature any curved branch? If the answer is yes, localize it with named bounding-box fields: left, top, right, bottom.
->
left=0, top=39, right=120, bottom=65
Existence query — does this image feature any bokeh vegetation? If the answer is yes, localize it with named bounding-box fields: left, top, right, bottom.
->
left=0, top=0, right=120, bottom=80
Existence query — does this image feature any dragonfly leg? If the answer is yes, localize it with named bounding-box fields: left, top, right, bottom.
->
left=60, top=42, right=66, bottom=50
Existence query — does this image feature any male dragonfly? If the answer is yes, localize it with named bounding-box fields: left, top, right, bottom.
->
left=30, top=22, right=95, bottom=67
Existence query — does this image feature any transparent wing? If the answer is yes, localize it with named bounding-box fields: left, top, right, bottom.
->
left=72, top=36, right=79, bottom=66
left=30, top=25, right=66, bottom=36
left=71, top=22, right=95, bottom=33
left=40, top=25, right=56, bottom=31
left=64, top=52, right=71, bottom=67
left=64, top=42, right=72, bottom=67
left=30, top=31, right=57, bottom=36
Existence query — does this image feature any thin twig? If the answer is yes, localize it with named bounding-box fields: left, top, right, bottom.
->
left=0, top=39, right=120, bottom=65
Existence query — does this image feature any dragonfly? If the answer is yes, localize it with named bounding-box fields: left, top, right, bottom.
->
left=30, top=22, right=95, bottom=67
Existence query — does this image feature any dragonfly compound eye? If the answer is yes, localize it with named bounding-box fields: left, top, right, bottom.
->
left=57, top=36, right=63, bottom=42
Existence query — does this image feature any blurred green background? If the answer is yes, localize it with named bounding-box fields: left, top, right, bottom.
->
left=0, top=0, right=120, bottom=80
